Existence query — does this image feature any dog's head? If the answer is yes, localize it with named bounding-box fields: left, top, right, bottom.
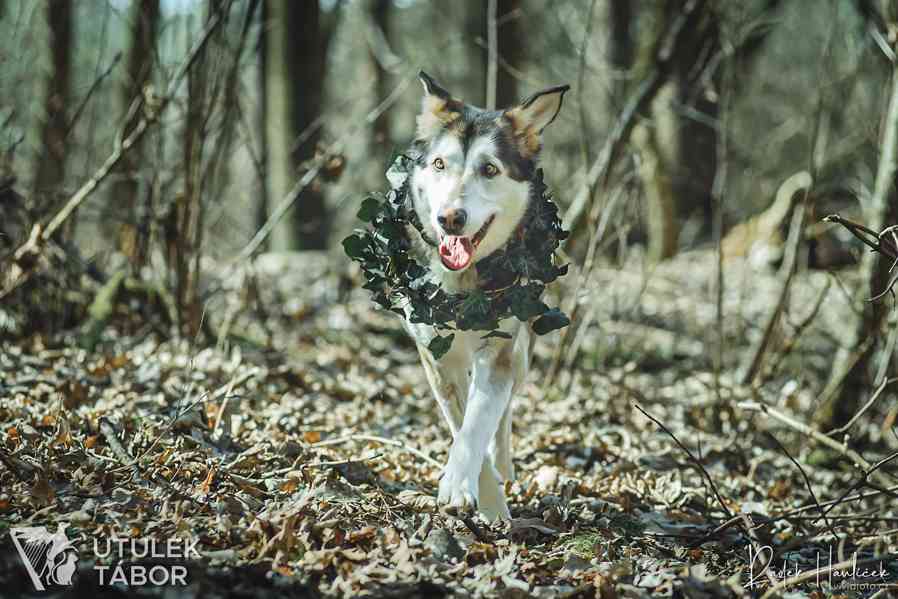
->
left=409, top=71, right=568, bottom=273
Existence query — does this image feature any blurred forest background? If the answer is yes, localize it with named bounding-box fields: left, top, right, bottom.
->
left=2, top=1, right=898, bottom=595
left=3, top=0, right=898, bottom=430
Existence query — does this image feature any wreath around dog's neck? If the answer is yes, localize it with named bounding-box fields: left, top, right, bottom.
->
left=343, top=152, right=570, bottom=359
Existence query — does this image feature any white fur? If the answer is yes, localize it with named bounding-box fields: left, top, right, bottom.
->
left=404, top=315, right=531, bottom=521
left=403, top=132, right=534, bottom=522
left=400, top=75, right=566, bottom=521
left=412, top=135, right=530, bottom=272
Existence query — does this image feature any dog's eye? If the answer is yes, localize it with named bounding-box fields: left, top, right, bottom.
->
left=482, top=163, right=499, bottom=178
left=432, top=158, right=445, bottom=171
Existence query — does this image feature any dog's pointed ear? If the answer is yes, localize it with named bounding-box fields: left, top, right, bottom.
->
left=504, top=84, right=570, bottom=157
left=419, top=71, right=452, bottom=100
left=416, top=70, right=462, bottom=140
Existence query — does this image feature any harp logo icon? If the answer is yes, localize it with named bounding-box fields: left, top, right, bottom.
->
left=9, top=524, right=78, bottom=591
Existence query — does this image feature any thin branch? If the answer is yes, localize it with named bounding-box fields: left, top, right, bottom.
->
left=633, top=402, right=733, bottom=519
left=64, top=52, right=121, bottom=140
left=310, top=433, right=443, bottom=470
left=549, top=0, right=709, bottom=387
left=824, top=214, right=898, bottom=302
left=815, top=450, right=898, bottom=525
left=827, top=376, right=898, bottom=437
left=47, top=13, right=222, bottom=242
left=576, top=0, right=598, bottom=174
left=739, top=23, right=833, bottom=385
left=1, top=12, right=225, bottom=298
left=737, top=400, right=895, bottom=488
left=233, top=71, right=414, bottom=264
left=764, top=431, right=835, bottom=537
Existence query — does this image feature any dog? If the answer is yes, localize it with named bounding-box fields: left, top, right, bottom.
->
left=402, top=71, right=568, bottom=521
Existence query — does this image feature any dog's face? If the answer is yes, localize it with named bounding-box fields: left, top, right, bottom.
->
left=410, top=72, right=568, bottom=272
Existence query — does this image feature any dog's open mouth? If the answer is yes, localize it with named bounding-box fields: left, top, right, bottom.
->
left=439, top=215, right=495, bottom=271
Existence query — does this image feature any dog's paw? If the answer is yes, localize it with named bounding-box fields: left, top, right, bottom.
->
left=477, top=464, right=510, bottom=522
left=438, top=459, right=480, bottom=516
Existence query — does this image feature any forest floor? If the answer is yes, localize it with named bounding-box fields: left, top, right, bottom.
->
left=1, top=249, right=897, bottom=598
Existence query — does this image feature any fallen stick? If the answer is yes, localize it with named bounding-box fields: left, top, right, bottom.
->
left=633, top=402, right=733, bottom=519
left=311, top=433, right=443, bottom=470
left=738, top=400, right=894, bottom=487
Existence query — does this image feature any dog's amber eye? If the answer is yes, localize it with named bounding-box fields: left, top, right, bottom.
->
left=433, top=158, right=445, bottom=171
left=483, top=163, right=499, bottom=178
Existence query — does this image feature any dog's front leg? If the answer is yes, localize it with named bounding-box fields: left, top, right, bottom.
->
left=438, top=345, right=513, bottom=519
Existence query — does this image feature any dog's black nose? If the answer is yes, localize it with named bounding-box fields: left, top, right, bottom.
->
left=437, top=209, right=467, bottom=235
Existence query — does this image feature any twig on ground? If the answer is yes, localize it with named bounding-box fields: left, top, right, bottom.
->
left=764, top=431, right=835, bottom=537
left=301, top=453, right=383, bottom=470
left=633, top=402, right=733, bottom=519
left=109, top=369, right=257, bottom=474
left=815, top=450, right=898, bottom=526
left=737, top=400, right=894, bottom=487
left=696, top=481, right=898, bottom=545
left=311, top=433, right=443, bottom=470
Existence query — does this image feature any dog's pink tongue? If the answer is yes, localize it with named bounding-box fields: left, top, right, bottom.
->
left=439, top=236, right=474, bottom=270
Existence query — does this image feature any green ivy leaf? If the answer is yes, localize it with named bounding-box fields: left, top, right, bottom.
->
left=532, top=308, right=570, bottom=335
left=342, top=234, right=370, bottom=260
left=509, top=286, right=548, bottom=321
left=357, top=197, right=382, bottom=222
left=458, top=289, right=490, bottom=317
left=428, top=333, right=455, bottom=359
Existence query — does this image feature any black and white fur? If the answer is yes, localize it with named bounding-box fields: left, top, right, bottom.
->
left=402, top=72, right=568, bottom=521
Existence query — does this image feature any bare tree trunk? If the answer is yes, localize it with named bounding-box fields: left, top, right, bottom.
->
left=815, top=60, right=898, bottom=431
left=446, top=1, right=486, bottom=106
left=632, top=1, right=720, bottom=262
left=111, top=0, right=160, bottom=264
left=175, top=10, right=210, bottom=337
left=495, top=0, right=521, bottom=109
left=263, top=0, right=329, bottom=251
left=33, top=0, right=73, bottom=214
left=608, top=0, right=633, bottom=82
left=369, top=0, right=391, bottom=149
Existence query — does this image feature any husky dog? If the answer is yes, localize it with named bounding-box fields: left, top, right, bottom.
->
left=404, top=72, right=568, bottom=521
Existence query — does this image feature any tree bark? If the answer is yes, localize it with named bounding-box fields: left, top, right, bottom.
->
left=263, top=0, right=329, bottom=251
left=495, top=0, right=521, bottom=109
left=33, top=0, right=73, bottom=208
left=632, top=1, right=720, bottom=262
left=370, top=0, right=391, bottom=147
left=111, top=0, right=160, bottom=262
left=447, top=1, right=486, bottom=106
